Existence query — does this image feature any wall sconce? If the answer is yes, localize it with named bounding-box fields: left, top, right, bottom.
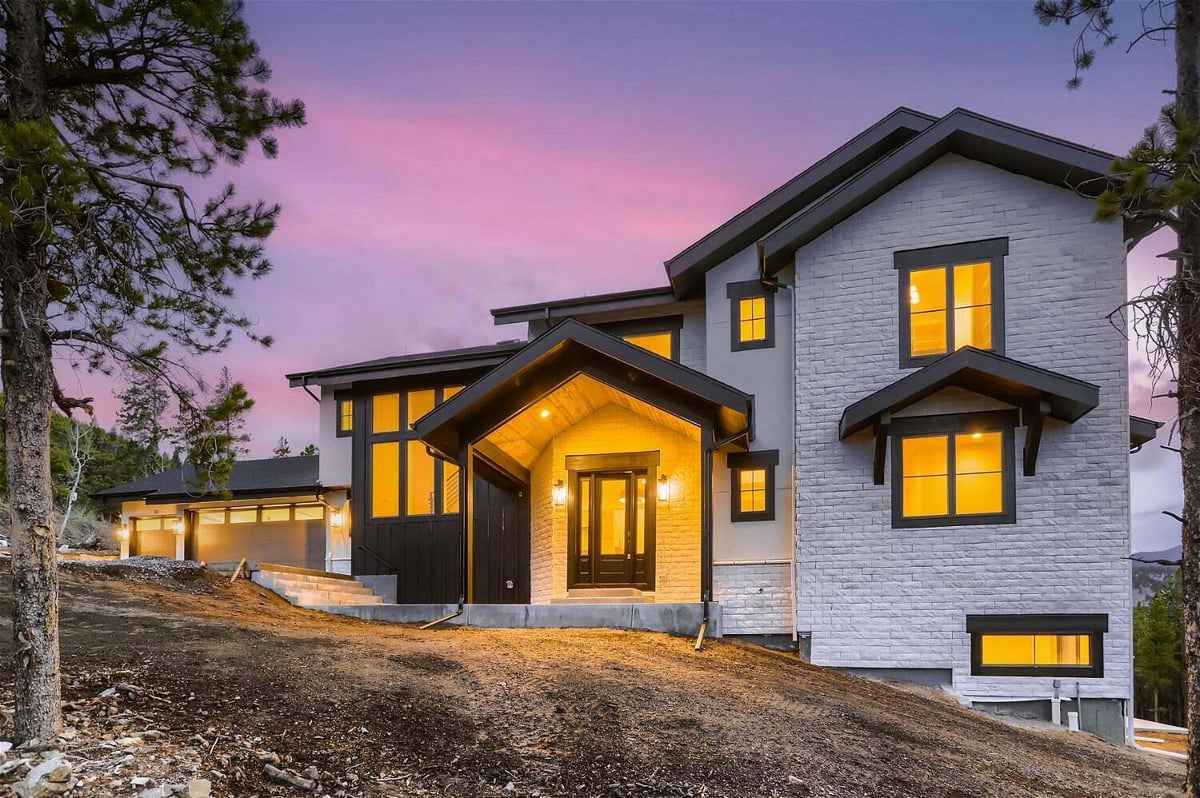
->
left=172, top=519, right=184, bottom=536
left=116, top=525, right=130, bottom=541
left=552, top=480, right=567, bottom=506
left=330, top=510, right=345, bottom=528
left=658, top=474, right=670, bottom=502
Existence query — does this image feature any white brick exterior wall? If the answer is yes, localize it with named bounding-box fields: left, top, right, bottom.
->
left=793, top=154, right=1131, bottom=701
left=714, top=562, right=793, bottom=635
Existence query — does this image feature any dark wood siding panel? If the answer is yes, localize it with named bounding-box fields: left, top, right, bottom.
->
left=471, top=464, right=530, bottom=604
left=354, top=517, right=459, bottom=603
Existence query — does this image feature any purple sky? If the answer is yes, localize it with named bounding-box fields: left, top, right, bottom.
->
left=58, top=2, right=1181, bottom=550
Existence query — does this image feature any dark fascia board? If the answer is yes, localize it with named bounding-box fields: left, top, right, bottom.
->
left=664, top=107, right=937, bottom=298
left=1130, top=415, right=1164, bottom=448
left=490, top=286, right=678, bottom=325
left=966, top=613, right=1109, bottom=634
left=286, top=341, right=525, bottom=387
left=762, top=107, right=1151, bottom=275
left=839, top=347, right=1100, bottom=440
left=414, top=318, right=753, bottom=458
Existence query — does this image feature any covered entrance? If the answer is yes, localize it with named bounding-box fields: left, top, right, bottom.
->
left=415, top=319, right=754, bottom=609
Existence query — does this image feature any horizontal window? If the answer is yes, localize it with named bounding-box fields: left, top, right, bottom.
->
left=196, top=511, right=225, bottom=526
left=260, top=506, right=291, bottom=523
left=891, top=412, right=1015, bottom=528
left=623, top=331, right=674, bottom=360
left=133, top=517, right=164, bottom=531
left=293, top=504, right=325, bottom=521
left=228, top=508, right=258, bottom=524
left=967, top=614, right=1106, bottom=677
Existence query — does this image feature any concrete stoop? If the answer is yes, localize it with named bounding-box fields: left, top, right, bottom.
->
left=253, top=566, right=384, bottom=608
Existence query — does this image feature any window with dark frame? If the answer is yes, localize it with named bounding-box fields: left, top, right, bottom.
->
left=895, top=237, right=1007, bottom=368
left=597, top=317, right=683, bottom=362
left=728, top=450, right=778, bottom=522
left=726, top=281, right=775, bottom=351
left=336, top=394, right=354, bottom=437
left=367, top=386, right=463, bottom=519
left=891, top=411, right=1016, bottom=528
left=966, top=614, right=1106, bottom=678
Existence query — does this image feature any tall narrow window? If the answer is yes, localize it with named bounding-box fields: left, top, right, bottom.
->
left=371, top=441, right=400, bottom=518
left=336, top=396, right=354, bottom=437
left=442, top=463, right=460, bottom=514
left=727, top=281, right=775, bottom=351
left=406, top=440, right=436, bottom=516
left=896, top=238, right=1006, bottom=367
left=891, top=411, right=1015, bottom=528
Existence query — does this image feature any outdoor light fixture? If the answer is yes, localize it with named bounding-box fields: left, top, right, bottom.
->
left=116, top=525, right=130, bottom=541
left=971, top=432, right=983, bottom=440
left=909, top=284, right=920, bottom=305
left=658, top=474, right=670, bottom=502
left=330, top=510, right=345, bottom=528
left=172, top=519, right=184, bottom=535
left=552, top=480, right=567, bottom=506
left=540, top=408, right=551, bottom=419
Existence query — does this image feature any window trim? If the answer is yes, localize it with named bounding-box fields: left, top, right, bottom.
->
left=727, top=280, right=776, bottom=352
left=366, top=385, right=464, bottom=520
left=967, top=614, right=1107, bottom=678
left=890, top=410, right=1017, bottom=529
left=335, top=391, right=354, bottom=438
left=599, top=316, right=683, bottom=362
left=895, top=237, right=1008, bottom=368
left=728, top=449, right=778, bottom=522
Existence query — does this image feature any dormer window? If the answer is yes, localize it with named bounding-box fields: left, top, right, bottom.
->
left=727, top=281, right=776, bottom=351
left=895, top=238, right=1007, bottom=368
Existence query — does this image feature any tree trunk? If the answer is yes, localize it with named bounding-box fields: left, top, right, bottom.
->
left=2, top=0, right=61, bottom=743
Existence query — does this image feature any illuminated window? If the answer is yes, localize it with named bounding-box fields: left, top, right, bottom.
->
left=228, top=508, right=257, bottom=524
left=442, top=462, right=460, bottom=514
left=293, top=504, right=325, bottom=521
left=261, top=506, right=291, bottom=522
left=892, top=412, right=1014, bottom=528
left=372, top=393, right=400, bottom=434
left=729, top=450, right=778, bottom=522
left=967, top=614, right=1106, bottom=677
left=197, top=510, right=225, bottom=526
left=406, top=440, right=436, bottom=516
left=896, top=238, right=1006, bottom=367
left=441, top=385, right=464, bottom=402
left=623, top=331, right=674, bottom=360
left=133, top=517, right=163, bottom=531
left=336, top=396, right=353, bottom=437
left=371, top=441, right=400, bottom=518
left=407, top=389, right=436, bottom=429
left=727, top=281, right=775, bottom=351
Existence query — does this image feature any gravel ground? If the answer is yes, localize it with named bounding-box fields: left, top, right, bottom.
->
left=0, top=558, right=1187, bottom=797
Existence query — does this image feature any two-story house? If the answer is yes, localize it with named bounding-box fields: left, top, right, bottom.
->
left=100, top=107, right=1162, bottom=743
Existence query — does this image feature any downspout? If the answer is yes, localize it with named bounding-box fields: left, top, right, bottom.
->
left=695, top=424, right=752, bottom=651
left=300, top=375, right=320, bottom=404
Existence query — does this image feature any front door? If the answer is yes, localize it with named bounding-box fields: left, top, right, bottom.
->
left=571, top=469, right=654, bottom=589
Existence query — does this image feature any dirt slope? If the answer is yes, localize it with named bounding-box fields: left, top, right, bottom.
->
left=0, top=561, right=1185, bottom=797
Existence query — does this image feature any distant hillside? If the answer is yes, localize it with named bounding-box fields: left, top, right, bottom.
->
left=1133, top=544, right=1181, bottom=606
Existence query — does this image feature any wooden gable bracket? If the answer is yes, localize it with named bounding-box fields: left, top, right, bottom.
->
left=872, top=411, right=891, bottom=486
left=1022, top=399, right=1051, bottom=477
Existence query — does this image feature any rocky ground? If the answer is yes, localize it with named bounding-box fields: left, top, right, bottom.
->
left=0, top=556, right=1187, bottom=797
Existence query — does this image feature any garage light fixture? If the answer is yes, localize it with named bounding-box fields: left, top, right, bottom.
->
left=172, top=519, right=184, bottom=535
left=116, top=525, right=130, bottom=541
left=330, top=510, right=345, bottom=528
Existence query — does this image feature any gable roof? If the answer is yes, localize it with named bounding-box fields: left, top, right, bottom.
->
left=762, top=107, right=1150, bottom=275
left=491, top=286, right=677, bottom=326
left=839, top=347, right=1100, bottom=440
left=664, top=107, right=937, bottom=297
left=414, top=318, right=754, bottom=461
left=93, top=456, right=322, bottom=504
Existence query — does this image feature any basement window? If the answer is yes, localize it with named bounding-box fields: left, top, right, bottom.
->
left=967, top=614, right=1106, bottom=677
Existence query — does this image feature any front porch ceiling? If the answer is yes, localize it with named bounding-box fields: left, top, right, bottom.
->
left=483, top=374, right=700, bottom=471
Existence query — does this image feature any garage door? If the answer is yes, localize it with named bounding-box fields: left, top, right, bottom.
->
left=132, top=517, right=175, bottom=557
left=193, top=504, right=325, bottom=570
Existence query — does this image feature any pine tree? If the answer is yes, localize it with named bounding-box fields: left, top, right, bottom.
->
left=0, top=0, right=302, bottom=740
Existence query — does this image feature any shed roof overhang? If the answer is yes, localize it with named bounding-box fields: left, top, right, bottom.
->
left=1130, top=415, right=1164, bottom=450
left=839, top=347, right=1100, bottom=484
left=413, top=319, right=754, bottom=463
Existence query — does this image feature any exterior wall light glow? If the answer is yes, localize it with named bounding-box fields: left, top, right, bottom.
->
left=173, top=519, right=184, bottom=535
left=658, top=474, right=670, bottom=502
left=330, top=510, right=345, bottom=528
left=552, top=480, right=567, bottom=506
left=116, top=525, right=130, bottom=541
left=909, top=284, right=920, bottom=305
left=540, top=408, right=551, bottom=419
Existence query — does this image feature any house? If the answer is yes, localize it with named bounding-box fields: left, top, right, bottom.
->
left=101, top=106, right=1164, bottom=743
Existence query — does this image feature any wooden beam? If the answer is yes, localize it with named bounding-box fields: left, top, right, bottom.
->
left=1023, top=399, right=1050, bottom=477
left=873, top=412, right=890, bottom=486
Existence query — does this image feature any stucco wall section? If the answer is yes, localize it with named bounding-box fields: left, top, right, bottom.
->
left=793, top=153, right=1131, bottom=701
left=319, top=385, right=353, bottom=488
left=528, top=403, right=702, bottom=603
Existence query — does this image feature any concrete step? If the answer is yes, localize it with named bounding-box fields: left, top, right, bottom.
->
left=255, top=573, right=376, bottom=597
left=258, top=569, right=358, bottom=586
left=285, top=590, right=384, bottom=607
left=252, top=568, right=386, bottom=609
left=549, top=596, right=653, bottom=605
left=566, top=587, right=645, bottom=598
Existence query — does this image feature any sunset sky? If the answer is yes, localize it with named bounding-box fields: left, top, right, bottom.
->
left=56, top=2, right=1182, bottom=550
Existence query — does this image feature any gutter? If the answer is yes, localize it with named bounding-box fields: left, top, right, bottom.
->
left=301, top=375, right=320, bottom=404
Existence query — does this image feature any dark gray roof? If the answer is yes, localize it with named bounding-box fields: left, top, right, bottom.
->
left=839, top=347, right=1100, bottom=440
left=286, top=341, right=526, bottom=387
left=664, top=107, right=937, bottom=297
left=1130, top=415, right=1164, bottom=449
left=762, top=107, right=1152, bottom=275
left=93, top=456, right=322, bottom=503
left=491, top=286, right=677, bottom=325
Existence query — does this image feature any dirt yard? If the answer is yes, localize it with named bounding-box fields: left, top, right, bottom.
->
left=0, top=560, right=1186, bottom=797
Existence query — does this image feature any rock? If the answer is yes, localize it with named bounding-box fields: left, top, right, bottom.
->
left=503, top=782, right=515, bottom=791
left=117, top=736, right=144, bottom=747
left=131, top=776, right=152, bottom=787
left=264, top=764, right=316, bottom=791
left=16, top=757, right=71, bottom=798
left=301, top=765, right=319, bottom=781
left=187, top=778, right=212, bottom=797
left=141, top=730, right=166, bottom=740
left=255, top=750, right=281, bottom=764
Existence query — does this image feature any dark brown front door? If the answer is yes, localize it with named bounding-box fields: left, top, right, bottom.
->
left=571, top=470, right=654, bottom=589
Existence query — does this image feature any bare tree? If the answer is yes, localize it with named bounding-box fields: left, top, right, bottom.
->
left=57, top=418, right=95, bottom=538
